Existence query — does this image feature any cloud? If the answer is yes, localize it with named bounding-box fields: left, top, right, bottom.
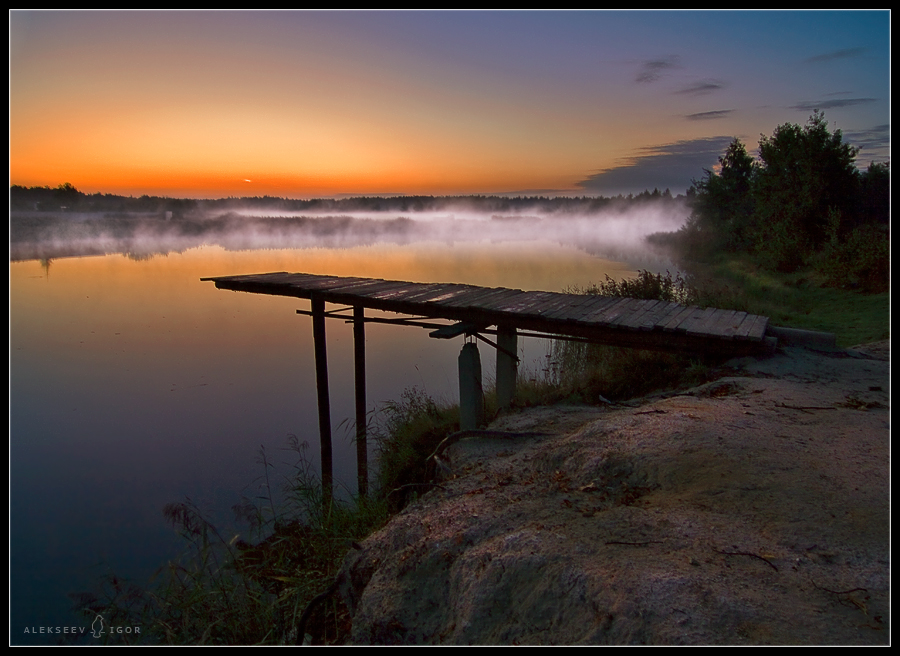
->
left=790, top=98, right=878, bottom=111
left=675, top=80, right=725, bottom=96
left=842, top=124, right=890, bottom=162
left=576, top=136, right=734, bottom=196
left=685, top=109, right=735, bottom=121
left=635, top=55, right=679, bottom=83
left=803, top=47, right=866, bottom=64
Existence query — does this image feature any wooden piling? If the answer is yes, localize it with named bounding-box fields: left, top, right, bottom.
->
left=496, top=325, right=518, bottom=409
left=311, top=297, right=333, bottom=514
left=353, top=305, right=368, bottom=498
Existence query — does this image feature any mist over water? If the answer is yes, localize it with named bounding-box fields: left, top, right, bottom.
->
left=10, top=201, right=689, bottom=275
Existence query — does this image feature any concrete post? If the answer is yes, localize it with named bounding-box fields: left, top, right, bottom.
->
left=458, top=341, right=484, bottom=430
left=496, top=325, right=518, bottom=409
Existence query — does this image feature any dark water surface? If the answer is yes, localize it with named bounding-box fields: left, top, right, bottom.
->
left=10, top=237, right=670, bottom=644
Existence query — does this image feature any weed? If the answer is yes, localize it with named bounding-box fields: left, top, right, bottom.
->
left=371, top=387, right=459, bottom=513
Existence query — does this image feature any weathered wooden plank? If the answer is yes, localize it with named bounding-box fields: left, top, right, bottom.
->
left=460, top=287, right=526, bottom=310
left=660, top=305, right=698, bottom=332
left=615, top=299, right=665, bottom=330
left=600, top=298, right=651, bottom=327
left=427, top=285, right=489, bottom=305
left=729, top=313, right=761, bottom=340
left=578, top=297, right=636, bottom=325
left=527, top=294, right=575, bottom=317
left=636, top=300, right=683, bottom=331
left=555, top=295, right=619, bottom=322
left=681, top=307, right=719, bottom=335
left=397, top=284, right=469, bottom=304
left=738, top=314, right=769, bottom=341
left=505, top=292, right=561, bottom=316
left=693, top=308, right=736, bottom=339
left=440, top=286, right=512, bottom=308
left=716, top=311, right=749, bottom=339
left=703, top=309, right=739, bottom=339
left=468, top=289, right=529, bottom=311
left=218, top=272, right=299, bottom=287
left=352, top=281, right=423, bottom=298
left=654, top=302, right=690, bottom=329
left=542, top=298, right=592, bottom=321
left=362, top=283, right=438, bottom=301
left=303, top=276, right=377, bottom=292
left=384, top=283, right=457, bottom=303
left=482, top=291, right=544, bottom=313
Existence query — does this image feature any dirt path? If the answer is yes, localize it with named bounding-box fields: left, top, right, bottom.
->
left=339, top=342, right=889, bottom=645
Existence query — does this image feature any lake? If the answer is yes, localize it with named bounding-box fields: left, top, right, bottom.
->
left=10, top=207, right=685, bottom=643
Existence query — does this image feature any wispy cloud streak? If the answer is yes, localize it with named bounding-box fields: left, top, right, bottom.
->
left=635, top=55, right=679, bottom=83
left=791, top=98, right=877, bottom=111
left=675, top=80, right=725, bottom=96
left=686, top=110, right=735, bottom=121
left=803, top=47, right=866, bottom=63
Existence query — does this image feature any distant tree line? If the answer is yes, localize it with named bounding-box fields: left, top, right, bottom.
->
left=10, top=183, right=683, bottom=217
left=676, top=111, right=888, bottom=291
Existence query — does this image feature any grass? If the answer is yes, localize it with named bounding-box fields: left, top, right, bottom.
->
left=680, top=254, right=889, bottom=346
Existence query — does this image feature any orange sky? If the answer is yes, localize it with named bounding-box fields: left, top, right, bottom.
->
left=9, top=11, right=889, bottom=199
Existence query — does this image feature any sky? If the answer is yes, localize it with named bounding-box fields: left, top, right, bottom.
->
left=8, top=10, right=891, bottom=199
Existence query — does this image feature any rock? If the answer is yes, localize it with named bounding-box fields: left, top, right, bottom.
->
left=338, top=343, right=890, bottom=645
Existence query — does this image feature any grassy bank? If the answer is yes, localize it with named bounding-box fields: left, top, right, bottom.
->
left=680, top=254, right=889, bottom=347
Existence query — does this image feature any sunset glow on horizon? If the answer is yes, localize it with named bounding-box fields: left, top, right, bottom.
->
left=10, top=10, right=890, bottom=199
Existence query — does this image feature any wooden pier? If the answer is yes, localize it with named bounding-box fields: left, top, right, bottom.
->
left=202, top=271, right=775, bottom=509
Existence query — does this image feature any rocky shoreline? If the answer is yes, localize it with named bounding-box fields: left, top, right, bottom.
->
left=337, top=341, right=889, bottom=645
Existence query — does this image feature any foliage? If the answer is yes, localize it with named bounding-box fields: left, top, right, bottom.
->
left=752, top=110, right=860, bottom=270
left=815, top=215, right=889, bottom=293
left=682, top=112, right=887, bottom=278
left=685, top=137, right=757, bottom=253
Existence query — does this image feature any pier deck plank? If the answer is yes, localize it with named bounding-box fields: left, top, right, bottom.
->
left=203, top=272, right=773, bottom=356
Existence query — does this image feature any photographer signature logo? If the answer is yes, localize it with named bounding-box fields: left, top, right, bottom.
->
left=91, top=614, right=106, bottom=639
left=22, top=613, right=141, bottom=640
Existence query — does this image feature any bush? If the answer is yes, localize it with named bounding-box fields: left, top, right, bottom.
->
left=816, top=222, right=889, bottom=293
left=578, top=269, right=700, bottom=305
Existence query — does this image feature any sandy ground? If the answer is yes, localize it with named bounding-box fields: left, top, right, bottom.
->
left=338, top=341, right=889, bottom=645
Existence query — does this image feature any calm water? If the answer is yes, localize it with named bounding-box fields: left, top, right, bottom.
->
left=10, top=225, right=679, bottom=643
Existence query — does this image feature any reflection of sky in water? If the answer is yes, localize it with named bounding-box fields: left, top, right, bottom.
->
left=10, top=240, right=668, bottom=643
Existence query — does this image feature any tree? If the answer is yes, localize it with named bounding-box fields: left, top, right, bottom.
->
left=685, top=137, right=757, bottom=253
left=752, top=111, right=860, bottom=270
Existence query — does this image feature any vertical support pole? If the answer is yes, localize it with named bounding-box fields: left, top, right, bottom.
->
left=353, top=305, right=368, bottom=498
left=458, top=341, right=484, bottom=431
left=496, top=325, right=518, bottom=409
left=311, top=297, right=333, bottom=515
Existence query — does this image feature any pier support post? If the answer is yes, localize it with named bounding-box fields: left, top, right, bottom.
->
left=353, top=305, right=368, bottom=498
left=458, top=341, right=484, bottom=431
left=496, top=325, right=518, bottom=409
left=311, top=297, right=333, bottom=514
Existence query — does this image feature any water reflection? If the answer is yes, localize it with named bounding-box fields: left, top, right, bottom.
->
left=10, top=235, right=678, bottom=643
